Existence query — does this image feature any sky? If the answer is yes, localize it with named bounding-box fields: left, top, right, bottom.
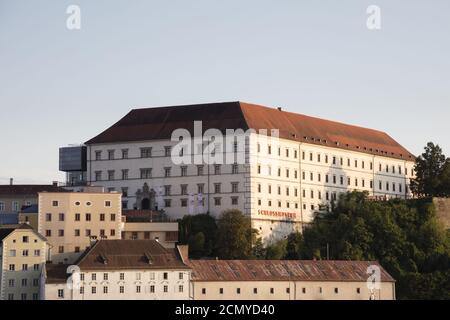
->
left=0, top=0, right=449, bottom=184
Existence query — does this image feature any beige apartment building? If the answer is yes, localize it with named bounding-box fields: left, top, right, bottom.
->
left=0, top=224, right=48, bottom=300
left=43, top=240, right=191, bottom=300
left=38, top=191, right=122, bottom=264
left=188, top=260, right=396, bottom=300
left=18, top=205, right=39, bottom=230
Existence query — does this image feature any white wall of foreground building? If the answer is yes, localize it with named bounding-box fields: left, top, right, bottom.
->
left=86, top=133, right=415, bottom=243
left=191, top=280, right=395, bottom=300
left=45, top=269, right=191, bottom=300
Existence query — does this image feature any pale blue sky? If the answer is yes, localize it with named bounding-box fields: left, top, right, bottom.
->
left=0, top=0, right=449, bottom=184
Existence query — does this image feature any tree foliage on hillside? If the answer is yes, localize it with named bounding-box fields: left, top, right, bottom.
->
left=297, top=191, right=450, bottom=299
left=215, top=209, right=258, bottom=259
left=178, top=214, right=217, bottom=258
left=411, top=142, right=450, bottom=197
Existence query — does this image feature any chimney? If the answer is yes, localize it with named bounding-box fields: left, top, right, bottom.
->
left=9, top=178, right=13, bottom=185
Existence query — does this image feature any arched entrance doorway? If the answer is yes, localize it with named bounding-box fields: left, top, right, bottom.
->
left=141, top=198, right=150, bottom=210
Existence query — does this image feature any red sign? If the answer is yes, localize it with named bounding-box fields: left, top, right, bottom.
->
left=257, top=209, right=297, bottom=219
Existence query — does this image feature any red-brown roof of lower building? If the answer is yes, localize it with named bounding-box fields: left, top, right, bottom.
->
left=85, top=101, right=414, bottom=160
left=75, top=240, right=190, bottom=271
left=0, top=184, right=65, bottom=196
left=188, top=260, right=395, bottom=282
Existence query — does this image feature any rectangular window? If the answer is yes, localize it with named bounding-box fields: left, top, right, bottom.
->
left=140, top=168, right=152, bottom=179
left=164, top=146, right=171, bottom=157
left=108, top=150, right=115, bottom=160
left=122, top=149, right=128, bottom=159
left=164, top=185, right=171, bottom=196
left=140, top=148, right=152, bottom=158
left=122, top=170, right=129, bottom=180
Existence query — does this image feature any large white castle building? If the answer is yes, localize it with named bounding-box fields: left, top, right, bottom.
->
left=83, top=102, right=415, bottom=242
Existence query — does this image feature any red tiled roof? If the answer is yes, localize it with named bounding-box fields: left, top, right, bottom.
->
left=0, top=184, right=65, bottom=196
left=75, top=240, right=190, bottom=271
left=85, top=102, right=414, bottom=160
left=188, top=260, right=395, bottom=282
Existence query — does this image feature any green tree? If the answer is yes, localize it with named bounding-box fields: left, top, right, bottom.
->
left=265, top=240, right=287, bottom=260
left=215, top=209, right=256, bottom=259
left=188, top=232, right=205, bottom=258
left=178, top=214, right=217, bottom=257
left=298, top=191, right=450, bottom=299
left=285, top=232, right=304, bottom=260
left=252, top=237, right=266, bottom=259
left=411, top=142, right=450, bottom=197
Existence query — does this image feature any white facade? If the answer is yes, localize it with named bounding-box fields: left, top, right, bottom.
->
left=45, top=269, right=190, bottom=300
left=191, top=280, right=395, bottom=300
left=86, top=133, right=415, bottom=243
